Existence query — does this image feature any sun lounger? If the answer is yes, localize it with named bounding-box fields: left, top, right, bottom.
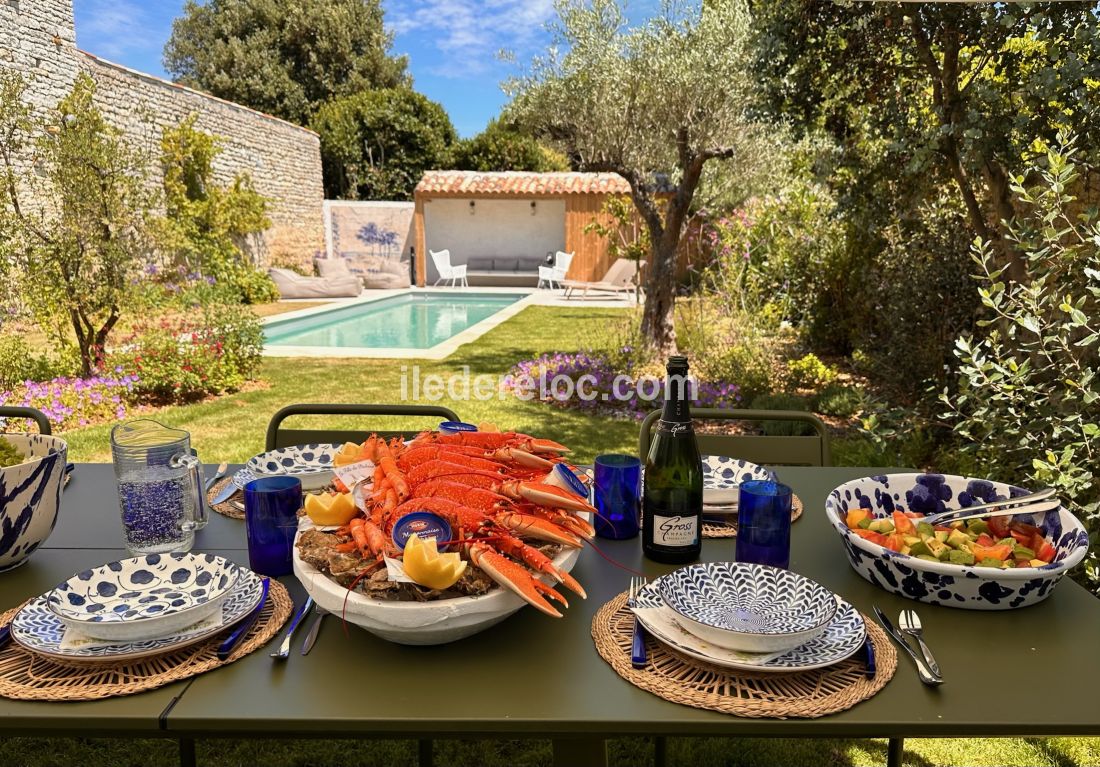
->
left=269, top=267, right=362, bottom=299
left=562, top=258, right=644, bottom=299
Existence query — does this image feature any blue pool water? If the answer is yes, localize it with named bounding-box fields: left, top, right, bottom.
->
left=264, top=293, right=526, bottom=349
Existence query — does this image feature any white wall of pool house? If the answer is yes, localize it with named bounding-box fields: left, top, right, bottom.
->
left=422, top=198, right=567, bottom=283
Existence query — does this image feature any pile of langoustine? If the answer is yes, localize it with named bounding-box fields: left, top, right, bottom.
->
left=295, top=429, right=595, bottom=618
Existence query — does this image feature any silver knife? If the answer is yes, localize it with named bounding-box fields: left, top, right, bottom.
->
left=205, top=461, right=229, bottom=492
left=300, top=608, right=327, bottom=656
left=873, top=606, right=942, bottom=686
left=212, top=470, right=244, bottom=504
left=271, top=596, right=314, bottom=659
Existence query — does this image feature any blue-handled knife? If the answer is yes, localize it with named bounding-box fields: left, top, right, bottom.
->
left=0, top=622, right=10, bottom=650
left=862, top=632, right=876, bottom=678
left=216, top=577, right=270, bottom=661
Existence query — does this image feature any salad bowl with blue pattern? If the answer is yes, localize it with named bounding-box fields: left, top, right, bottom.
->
left=46, top=553, right=242, bottom=641
left=658, top=562, right=838, bottom=653
left=825, top=473, right=1090, bottom=610
left=0, top=434, right=67, bottom=572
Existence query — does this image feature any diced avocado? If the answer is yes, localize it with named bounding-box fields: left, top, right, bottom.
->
left=901, top=546, right=911, bottom=556
left=868, top=518, right=894, bottom=534
left=947, top=549, right=976, bottom=566
left=967, top=519, right=990, bottom=536
left=857, top=516, right=873, bottom=529
left=908, top=540, right=932, bottom=557
left=926, top=538, right=949, bottom=560
left=946, top=529, right=971, bottom=549
left=902, top=535, right=922, bottom=547
left=997, top=537, right=1016, bottom=548
left=949, top=520, right=966, bottom=530
left=978, top=557, right=1003, bottom=568
left=1013, top=545, right=1035, bottom=560
left=1029, top=559, right=1048, bottom=568
left=916, top=522, right=935, bottom=537
left=1002, top=559, right=1016, bottom=568
left=916, top=554, right=941, bottom=562
left=934, top=530, right=950, bottom=543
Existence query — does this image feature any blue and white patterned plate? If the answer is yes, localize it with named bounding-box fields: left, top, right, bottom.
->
left=701, top=455, right=775, bottom=490
left=635, top=580, right=865, bottom=673
left=46, top=553, right=242, bottom=642
left=247, top=444, right=338, bottom=490
left=12, top=568, right=263, bottom=661
left=659, top=562, right=838, bottom=652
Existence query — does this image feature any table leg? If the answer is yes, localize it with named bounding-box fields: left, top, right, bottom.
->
left=552, top=737, right=607, bottom=767
left=418, top=739, right=434, bottom=767
left=179, top=738, right=196, bottom=767
left=887, top=737, right=904, bottom=767
left=654, top=735, right=668, bottom=767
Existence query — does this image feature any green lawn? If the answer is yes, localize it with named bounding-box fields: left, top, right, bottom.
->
left=21, top=305, right=1100, bottom=767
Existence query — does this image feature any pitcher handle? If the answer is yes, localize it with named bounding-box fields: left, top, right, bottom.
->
left=172, top=453, right=206, bottom=532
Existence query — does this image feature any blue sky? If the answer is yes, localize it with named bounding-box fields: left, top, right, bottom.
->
left=70, top=0, right=571, bottom=137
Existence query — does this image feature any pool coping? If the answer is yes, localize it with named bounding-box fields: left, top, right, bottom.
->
left=261, top=288, right=541, bottom=359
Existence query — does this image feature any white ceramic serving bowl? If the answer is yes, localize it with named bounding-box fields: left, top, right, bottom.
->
left=0, top=433, right=67, bottom=571
left=46, top=553, right=242, bottom=642
left=825, top=473, right=1090, bottom=610
left=658, top=561, right=838, bottom=653
left=293, top=518, right=587, bottom=645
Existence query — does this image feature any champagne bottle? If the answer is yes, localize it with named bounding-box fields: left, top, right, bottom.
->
left=642, top=355, right=703, bottom=563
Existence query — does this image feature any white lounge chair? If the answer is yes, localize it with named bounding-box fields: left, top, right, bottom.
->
left=429, top=249, right=468, bottom=288
left=537, top=251, right=575, bottom=290
left=562, top=258, right=644, bottom=299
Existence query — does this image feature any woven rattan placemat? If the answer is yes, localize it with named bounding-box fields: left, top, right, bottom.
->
left=0, top=580, right=292, bottom=701
left=207, top=476, right=245, bottom=520
left=592, top=591, right=896, bottom=719
left=702, top=494, right=804, bottom=539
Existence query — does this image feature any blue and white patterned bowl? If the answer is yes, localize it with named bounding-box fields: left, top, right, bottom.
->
left=13, top=567, right=263, bottom=661
left=658, top=562, right=838, bottom=653
left=701, top=455, right=775, bottom=489
left=46, top=553, right=242, bottom=641
left=825, top=473, right=1090, bottom=610
left=247, top=444, right=337, bottom=490
left=0, top=433, right=67, bottom=572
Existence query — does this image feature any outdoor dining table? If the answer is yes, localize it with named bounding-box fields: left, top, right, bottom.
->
left=4, top=463, right=1100, bottom=767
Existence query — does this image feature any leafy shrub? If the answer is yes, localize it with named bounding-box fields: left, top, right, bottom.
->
left=109, top=304, right=263, bottom=403
left=785, top=353, right=838, bottom=390
left=0, top=372, right=137, bottom=430
left=941, top=136, right=1099, bottom=587
left=748, top=393, right=815, bottom=436
left=675, top=300, right=778, bottom=402
left=0, top=334, right=70, bottom=389
left=813, top=383, right=865, bottom=418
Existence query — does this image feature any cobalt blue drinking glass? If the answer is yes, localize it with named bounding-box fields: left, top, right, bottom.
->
left=594, top=454, right=641, bottom=540
left=244, top=476, right=302, bottom=576
left=735, top=479, right=793, bottom=569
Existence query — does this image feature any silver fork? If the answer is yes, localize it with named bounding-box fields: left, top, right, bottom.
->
left=628, top=576, right=648, bottom=669
left=898, top=609, right=941, bottom=678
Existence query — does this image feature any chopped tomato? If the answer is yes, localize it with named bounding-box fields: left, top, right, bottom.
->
left=1035, top=541, right=1057, bottom=562
left=852, top=529, right=887, bottom=546
left=1010, top=521, right=1041, bottom=538
left=846, top=508, right=872, bottom=530
left=987, top=515, right=1010, bottom=539
left=904, top=511, right=922, bottom=519
left=1010, top=530, right=1033, bottom=546
left=933, top=526, right=953, bottom=533
left=882, top=533, right=906, bottom=553
left=892, top=511, right=916, bottom=535
left=975, top=533, right=995, bottom=547
left=971, top=543, right=1013, bottom=562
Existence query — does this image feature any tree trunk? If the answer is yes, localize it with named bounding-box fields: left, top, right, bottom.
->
left=641, top=230, right=680, bottom=358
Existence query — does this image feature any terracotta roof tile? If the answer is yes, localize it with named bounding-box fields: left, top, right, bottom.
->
left=415, top=171, right=631, bottom=196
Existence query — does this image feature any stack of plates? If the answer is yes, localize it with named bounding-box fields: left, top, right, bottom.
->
left=633, top=562, right=866, bottom=673
left=701, top=456, right=774, bottom=518
left=10, top=553, right=263, bottom=661
left=247, top=445, right=339, bottom=490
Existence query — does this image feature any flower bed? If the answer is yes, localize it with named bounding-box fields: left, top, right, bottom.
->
left=0, top=372, right=138, bottom=431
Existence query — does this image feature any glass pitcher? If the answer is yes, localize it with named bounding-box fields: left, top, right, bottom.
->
left=111, top=419, right=206, bottom=555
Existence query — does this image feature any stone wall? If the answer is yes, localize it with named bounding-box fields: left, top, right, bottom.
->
left=0, top=0, right=324, bottom=266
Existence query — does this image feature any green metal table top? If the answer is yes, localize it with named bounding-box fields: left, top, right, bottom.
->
left=6, top=465, right=1100, bottom=740
left=163, top=467, right=1100, bottom=739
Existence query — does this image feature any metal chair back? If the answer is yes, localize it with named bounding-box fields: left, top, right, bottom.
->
left=266, top=404, right=460, bottom=451
left=639, top=407, right=831, bottom=467
left=0, top=406, right=51, bottom=435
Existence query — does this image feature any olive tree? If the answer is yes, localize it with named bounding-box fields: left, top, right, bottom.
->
left=507, top=0, right=769, bottom=354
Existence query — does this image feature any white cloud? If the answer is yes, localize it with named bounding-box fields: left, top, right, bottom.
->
left=386, top=0, right=556, bottom=78
left=73, top=0, right=159, bottom=61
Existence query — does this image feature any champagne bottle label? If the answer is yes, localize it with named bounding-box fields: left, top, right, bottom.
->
left=656, top=420, right=691, bottom=435
left=651, top=513, right=698, bottom=547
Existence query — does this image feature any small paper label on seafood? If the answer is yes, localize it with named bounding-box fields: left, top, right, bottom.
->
left=652, top=514, right=698, bottom=546
left=334, top=460, right=374, bottom=490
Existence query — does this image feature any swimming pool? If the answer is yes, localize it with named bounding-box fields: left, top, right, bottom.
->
left=263, top=292, right=529, bottom=356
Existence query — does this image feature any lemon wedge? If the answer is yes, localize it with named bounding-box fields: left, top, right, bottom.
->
left=304, top=491, right=359, bottom=527
left=333, top=441, right=364, bottom=467
left=402, top=534, right=467, bottom=590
